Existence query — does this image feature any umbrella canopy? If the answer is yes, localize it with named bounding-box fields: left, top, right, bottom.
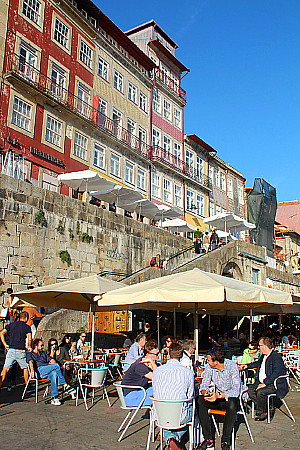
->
left=162, top=218, right=197, bottom=232
left=58, top=170, right=115, bottom=192
left=204, top=212, right=255, bottom=233
left=95, top=268, right=292, bottom=312
left=154, top=205, right=182, bottom=220
left=15, top=275, right=126, bottom=312
left=90, top=185, right=145, bottom=207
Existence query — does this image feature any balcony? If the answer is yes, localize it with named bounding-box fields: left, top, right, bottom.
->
left=155, top=68, right=186, bottom=102
left=5, top=53, right=151, bottom=160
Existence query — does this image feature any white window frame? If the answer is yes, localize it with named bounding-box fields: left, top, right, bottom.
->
left=79, top=39, right=93, bottom=68
left=11, top=95, right=32, bottom=131
left=163, top=99, right=171, bottom=121
left=209, top=202, right=215, bottom=217
left=93, top=142, right=105, bottom=169
left=228, top=177, right=233, bottom=199
left=186, top=189, right=195, bottom=212
left=50, top=62, right=67, bottom=100
left=196, top=194, right=205, bottom=217
left=18, top=40, right=38, bottom=82
left=74, top=131, right=88, bottom=160
left=238, top=184, right=244, bottom=205
left=163, top=136, right=171, bottom=154
left=185, top=149, right=194, bottom=170
left=127, top=118, right=136, bottom=135
left=163, top=178, right=172, bottom=203
left=54, top=17, right=69, bottom=49
left=152, top=128, right=160, bottom=147
left=98, top=56, right=108, bottom=80
left=152, top=88, right=161, bottom=113
left=77, top=81, right=91, bottom=118
left=128, top=82, right=137, bottom=103
left=22, top=0, right=42, bottom=25
left=139, top=91, right=147, bottom=112
left=174, top=184, right=182, bottom=208
left=214, top=168, right=219, bottom=188
left=174, top=107, right=182, bottom=128
left=110, top=153, right=120, bottom=177
left=114, top=70, right=123, bottom=92
left=137, top=168, right=146, bottom=190
left=196, top=156, right=203, bottom=177
left=125, top=160, right=134, bottom=185
left=220, top=172, right=226, bottom=191
left=151, top=171, right=160, bottom=198
left=45, top=114, right=62, bottom=147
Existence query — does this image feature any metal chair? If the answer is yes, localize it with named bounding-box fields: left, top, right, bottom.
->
left=148, top=397, right=195, bottom=450
left=76, top=367, right=111, bottom=410
left=107, top=353, right=123, bottom=379
left=209, top=389, right=254, bottom=450
left=22, top=365, right=49, bottom=403
left=266, top=375, right=295, bottom=423
left=113, top=381, right=152, bottom=442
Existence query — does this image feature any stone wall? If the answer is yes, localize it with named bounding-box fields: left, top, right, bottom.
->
left=0, top=173, right=191, bottom=292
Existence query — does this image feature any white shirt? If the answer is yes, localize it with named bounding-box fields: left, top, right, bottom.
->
left=180, top=351, right=194, bottom=371
left=259, top=354, right=269, bottom=383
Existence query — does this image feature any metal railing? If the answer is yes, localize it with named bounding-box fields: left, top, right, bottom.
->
left=155, top=68, right=186, bottom=101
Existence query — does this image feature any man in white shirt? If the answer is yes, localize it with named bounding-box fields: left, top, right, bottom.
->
left=180, top=339, right=196, bottom=372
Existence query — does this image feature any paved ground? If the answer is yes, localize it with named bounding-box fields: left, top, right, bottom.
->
left=1, top=376, right=300, bottom=450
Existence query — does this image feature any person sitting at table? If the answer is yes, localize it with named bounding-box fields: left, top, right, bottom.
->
left=227, top=331, right=240, bottom=346
left=76, top=332, right=87, bottom=352
left=217, top=332, right=230, bottom=347
left=161, top=336, right=175, bottom=360
left=241, top=341, right=259, bottom=365
left=153, top=342, right=194, bottom=450
left=60, top=334, right=72, bottom=351
left=122, top=332, right=134, bottom=349
left=26, top=338, right=76, bottom=405
left=48, top=337, right=73, bottom=387
left=180, top=339, right=196, bottom=372
left=240, top=336, right=288, bottom=421
left=197, top=350, right=242, bottom=450
left=123, top=332, right=146, bottom=371
left=121, top=340, right=159, bottom=407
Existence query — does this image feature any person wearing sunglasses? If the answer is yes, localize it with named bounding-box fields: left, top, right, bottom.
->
left=240, top=341, right=259, bottom=365
left=121, top=340, right=159, bottom=407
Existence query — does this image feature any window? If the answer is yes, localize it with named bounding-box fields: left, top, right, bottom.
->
left=152, top=128, right=160, bottom=147
left=98, top=56, right=108, bottom=80
left=22, top=0, right=41, bottom=24
left=11, top=96, right=32, bottom=130
left=54, top=18, right=69, bottom=48
left=42, top=173, right=58, bottom=192
left=209, top=202, right=215, bottom=217
left=196, top=194, right=205, bottom=216
left=163, top=99, right=171, bottom=121
left=138, top=127, right=146, bottom=146
left=18, top=40, right=37, bottom=82
left=50, top=63, right=66, bottom=100
left=152, top=88, right=160, bottom=113
left=139, top=91, right=147, bottom=112
left=174, top=142, right=181, bottom=161
left=97, top=98, right=107, bottom=127
left=174, top=108, right=181, bottom=128
left=112, top=108, right=122, bottom=136
left=195, top=157, right=203, bottom=177
left=110, top=153, right=120, bottom=177
left=93, top=142, right=105, bottom=168
left=127, top=118, right=136, bottom=135
left=151, top=171, right=160, bottom=198
left=185, top=149, right=194, bottom=170
left=74, top=131, right=88, bottom=160
left=220, top=172, right=225, bottom=191
left=174, top=184, right=182, bottom=208
left=125, top=161, right=134, bottom=184
left=137, top=168, right=145, bottom=190
left=238, top=184, right=244, bottom=204
left=163, top=178, right=172, bottom=203
left=77, top=82, right=90, bottom=117
left=209, top=166, right=213, bottom=183
left=216, top=205, right=221, bottom=215
left=228, top=177, right=233, bottom=199
left=79, top=40, right=92, bottom=68
left=163, top=136, right=171, bottom=154
left=214, top=168, right=219, bottom=187
left=186, top=189, right=195, bottom=212
left=252, top=268, right=259, bottom=285
left=161, top=64, right=168, bottom=83
left=128, top=82, right=137, bottom=103
left=114, top=70, right=123, bottom=92
left=45, top=114, right=62, bottom=147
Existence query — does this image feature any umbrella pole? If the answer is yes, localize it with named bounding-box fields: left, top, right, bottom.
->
left=194, top=304, right=199, bottom=360
left=157, top=309, right=160, bottom=349
left=173, top=307, right=176, bottom=338
left=249, top=308, right=253, bottom=341
left=90, top=309, right=95, bottom=360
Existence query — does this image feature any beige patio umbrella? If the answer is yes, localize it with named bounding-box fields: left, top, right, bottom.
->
left=95, top=268, right=292, bottom=351
left=15, top=274, right=126, bottom=356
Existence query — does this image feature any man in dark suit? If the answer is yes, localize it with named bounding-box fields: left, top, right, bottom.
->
left=240, top=336, right=288, bottom=421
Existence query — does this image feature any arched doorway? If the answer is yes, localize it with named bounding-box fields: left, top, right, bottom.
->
left=221, top=261, right=243, bottom=280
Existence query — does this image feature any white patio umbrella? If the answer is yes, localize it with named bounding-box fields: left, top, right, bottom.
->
left=90, top=185, right=145, bottom=207
left=154, top=205, right=182, bottom=221
left=162, top=218, right=197, bottom=233
left=204, top=212, right=255, bottom=233
left=58, top=170, right=116, bottom=192
left=15, top=275, right=126, bottom=357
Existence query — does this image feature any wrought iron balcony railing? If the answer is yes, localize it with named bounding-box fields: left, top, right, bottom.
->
left=155, top=68, right=186, bottom=101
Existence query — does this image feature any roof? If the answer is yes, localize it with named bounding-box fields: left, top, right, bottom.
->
left=149, top=39, right=189, bottom=73
left=67, top=0, right=156, bottom=71
left=125, top=19, right=178, bottom=49
left=186, top=134, right=217, bottom=154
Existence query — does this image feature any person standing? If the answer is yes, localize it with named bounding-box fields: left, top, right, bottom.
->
left=0, top=311, right=32, bottom=389
left=203, top=232, right=210, bottom=253
left=22, top=305, right=45, bottom=338
left=210, top=229, right=219, bottom=251
left=197, top=350, right=241, bottom=450
left=240, top=336, right=288, bottom=421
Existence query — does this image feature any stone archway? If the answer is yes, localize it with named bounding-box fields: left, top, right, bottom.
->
left=221, top=261, right=243, bottom=280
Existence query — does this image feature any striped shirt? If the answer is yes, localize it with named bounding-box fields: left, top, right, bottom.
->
left=153, top=359, right=194, bottom=417
left=200, top=358, right=241, bottom=400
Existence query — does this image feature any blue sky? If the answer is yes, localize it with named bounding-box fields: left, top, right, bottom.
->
left=97, top=0, right=300, bottom=202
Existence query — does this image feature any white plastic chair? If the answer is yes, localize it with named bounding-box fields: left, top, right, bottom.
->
left=77, top=367, right=111, bottom=410
left=209, top=389, right=254, bottom=450
left=22, top=364, right=49, bottom=403
left=113, top=381, right=151, bottom=442
left=148, top=397, right=195, bottom=450
left=107, top=353, right=123, bottom=379
left=266, top=375, right=295, bottom=423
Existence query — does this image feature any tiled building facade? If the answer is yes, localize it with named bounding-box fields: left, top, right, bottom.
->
left=0, top=0, right=245, bottom=227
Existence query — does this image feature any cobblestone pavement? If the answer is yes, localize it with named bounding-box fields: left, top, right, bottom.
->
left=0, top=378, right=299, bottom=450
